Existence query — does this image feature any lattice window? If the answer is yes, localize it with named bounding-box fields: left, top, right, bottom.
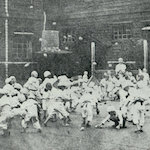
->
left=62, top=29, right=76, bottom=43
left=11, top=19, right=34, bottom=32
left=11, top=0, right=34, bottom=9
left=113, top=24, right=132, bottom=40
left=142, top=21, right=150, bottom=39
left=12, top=35, right=32, bottom=60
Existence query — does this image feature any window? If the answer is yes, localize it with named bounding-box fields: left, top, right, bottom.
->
left=113, top=24, right=132, bottom=40
left=62, top=29, right=75, bottom=43
left=142, top=21, right=150, bottom=38
left=11, top=0, right=34, bottom=9
left=12, top=35, right=32, bottom=60
left=11, top=19, right=34, bottom=32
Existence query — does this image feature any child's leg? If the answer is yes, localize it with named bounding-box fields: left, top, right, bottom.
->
left=80, top=117, right=86, bottom=131
left=139, top=111, right=145, bottom=132
left=80, top=105, right=87, bottom=131
left=21, top=119, right=28, bottom=132
left=42, top=100, right=47, bottom=120
left=96, top=102, right=100, bottom=115
left=114, top=120, right=119, bottom=127
left=56, top=104, right=71, bottom=126
left=81, top=118, right=86, bottom=127
left=32, top=117, right=42, bottom=132
left=86, top=103, right=93, bottom=127
left=133, top=111, right=141, bottom=132
left=122, top=117, right=127, bottom=128
left=0, top=119, right=10, bottom=136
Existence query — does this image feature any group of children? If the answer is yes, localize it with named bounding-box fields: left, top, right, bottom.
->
left=97, top=58, right=150, bottom=133
left=0, top=70, right=99, bottom=136
left=0, top=57, right=149, bottom=136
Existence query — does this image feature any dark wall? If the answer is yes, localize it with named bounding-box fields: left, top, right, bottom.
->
left=44, top=0, right=150, bottom=73
left=0, top=0, right=150, bottom=80
left=0, top=0, right=43, bottom=79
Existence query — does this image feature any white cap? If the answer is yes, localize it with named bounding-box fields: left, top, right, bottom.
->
left=31, top=71, right=38, bottom=78
left=107, top=70, right=111, bottom=75
left=58, top=81, right=71, bottom=87
left=58, top=75, right=71, bottom=87
left=128, top=72, right=132, bottom=76
left=10, top=76, right=16, bottom=81
left=5, top=78, right=11, bottom=84
left=14, top=83, right=22, bottom=90
left=84, top=71, right=88, bottom=75
left=44, top=71, right=51, bottom=78
left=0, top=98, right=10, bottom=108
left=143, top=68, right=147, bottom=73
left=104, top=72, right=108, bottom=77
left=118, top=58, right=123, bottom=63
left=58, top=75, right=68, bottom=81
left=107, top=106, right=116, bottom=112
left=28, top=93, right=36, bottom=99
left=78, top=75, right=82, bottom=79
left=0, top=89, right=7, bottom=94
left=21, top=88, right=29, bottom=95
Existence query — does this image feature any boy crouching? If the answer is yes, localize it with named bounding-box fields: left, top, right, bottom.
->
left=95, top=106, right=126, bottom=129
left=21, top=93, right=42, bottom=133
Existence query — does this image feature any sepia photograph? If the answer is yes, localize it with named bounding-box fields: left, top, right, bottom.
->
left=0, top=0, right=150, bottom=149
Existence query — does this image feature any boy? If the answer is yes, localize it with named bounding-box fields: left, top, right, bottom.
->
left=132, top=98, right=146, bottom=133
left=95, top=106, right=126, bottom=129
left=80, top=87, right=94, bottom=131
left=115, top=58, right=126, bottom=75
left=43, top=81, right=71, bottom=127
left=21, top=93, right=42, bottom=133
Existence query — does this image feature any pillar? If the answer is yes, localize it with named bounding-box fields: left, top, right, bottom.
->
left=91, top=42, right=95, bottom=76
left=143, top=39, right=148, bottom=70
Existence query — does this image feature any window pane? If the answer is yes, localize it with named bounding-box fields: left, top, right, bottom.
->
left=12, top=35, right=32, bottom=60
left=113, top=24, right=132, bottom=39
left=122, top=34, right=127, bottom=38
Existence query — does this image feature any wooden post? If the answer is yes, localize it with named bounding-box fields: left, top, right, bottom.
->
left=5, top=0, right=9, bottom=78
left=143, top=39, right=148, bottom=70
left=5, top=19, right=8, bottom=78
left=91, top=42, right=95, bottom=76
left=43, top=11, right=46, bottom=31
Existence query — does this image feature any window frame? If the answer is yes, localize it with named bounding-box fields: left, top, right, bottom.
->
left=12, top=35, right=32, bottom=60
left=112, top=23, right=132, bottom=40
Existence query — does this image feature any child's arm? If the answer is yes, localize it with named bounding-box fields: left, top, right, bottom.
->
left=95, top=115, right=110, bottom=128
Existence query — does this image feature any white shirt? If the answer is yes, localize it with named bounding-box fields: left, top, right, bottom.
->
left=24, top=77, right=39, bottom=91
left=80, top=92, right=95, bottom=106
left=21, top=99, right=38, bottom=117
left=82, top=75, right=88, bottom=83
left=142, top=72, right=149, bottom=83
left=115, top=64, right=126, bottom=74
left=100, top=78, right=108, bottom=88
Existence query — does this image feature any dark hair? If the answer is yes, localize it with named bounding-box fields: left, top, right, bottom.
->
left=45, top=83, right=52, bottom=91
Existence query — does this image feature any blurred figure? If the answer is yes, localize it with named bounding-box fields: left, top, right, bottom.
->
left=131, top=98, right=146, bottom=133
left=95, top=106, right=127, bottom=129
left=142, top=68, right=149, bottom=85
left=80, top=87, right=94, bottom=131
left=21, top=93, right=42, bottom=133
left=115, top=58, right=126, bottom=75
left=82, top=71, right=88, bottom=83
left=24, top=71, right=41, bottom=101
left=100, top=73, right=109, bottom=100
